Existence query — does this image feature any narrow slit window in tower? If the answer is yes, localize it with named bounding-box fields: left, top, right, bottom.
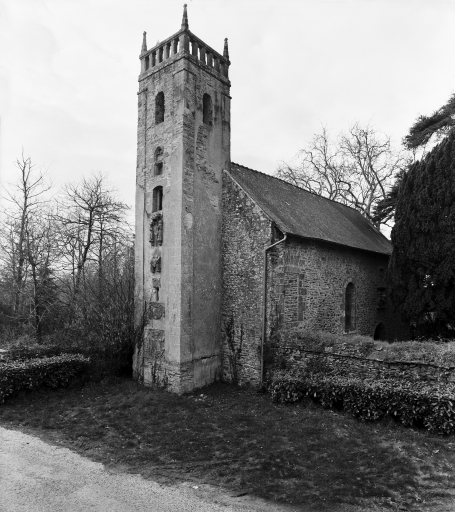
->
left=154, top=147, right=163, bottom=176
left=203, top=93, right=213, bottom=125
left=155, top=92, right=165, bottom=124
left=144, top=55, right=149, bottom=70
left=152, top=186, right=163, bottom=212
left=345, top=282, right=355, bottom=332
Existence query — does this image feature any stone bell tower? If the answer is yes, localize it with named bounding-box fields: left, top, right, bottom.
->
left=134, top=5, right=231, bottom=392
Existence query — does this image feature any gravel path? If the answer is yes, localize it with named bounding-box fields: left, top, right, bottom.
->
left=0, top=427, right=298, bottom=512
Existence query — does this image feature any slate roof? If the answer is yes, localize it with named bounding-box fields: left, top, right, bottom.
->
left=228, top=163, right=392, bottom=256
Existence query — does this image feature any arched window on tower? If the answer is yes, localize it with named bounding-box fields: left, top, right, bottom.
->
left=155, top=92, right=165, bottom=124
left=345, top=282, right=356, bottom=332
left=154, top=147, right=163, bottom=176
left=152, top=186, right=163, bottom=212
left=203, top=93, right=212, bottom=125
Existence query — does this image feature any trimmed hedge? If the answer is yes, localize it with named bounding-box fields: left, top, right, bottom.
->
left=4, top=344, right=66, bottom=361
left=2, top=343, right=130, bottom=379
left=0, top=354, right=90, bottom=404
left=269, top=370, right=455, bottom=435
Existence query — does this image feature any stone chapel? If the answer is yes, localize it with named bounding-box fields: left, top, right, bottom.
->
left=134, top=6, right=404, bottom=393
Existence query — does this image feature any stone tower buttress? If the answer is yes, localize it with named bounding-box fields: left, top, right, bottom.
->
left=134, top=6, right=231, bottom=392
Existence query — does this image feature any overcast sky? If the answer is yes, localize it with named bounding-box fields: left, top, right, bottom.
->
left=1, top=0, right=454, bottom=216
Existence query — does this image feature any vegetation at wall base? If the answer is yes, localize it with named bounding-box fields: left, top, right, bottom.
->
left=0, top=354, right=90, bottom=404
left=1, top=378, right=454, bottom=511
left=269, top=370, right=455, bottom=435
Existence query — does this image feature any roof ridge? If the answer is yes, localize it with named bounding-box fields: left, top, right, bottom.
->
left=230, top=161, right=380, bottom=221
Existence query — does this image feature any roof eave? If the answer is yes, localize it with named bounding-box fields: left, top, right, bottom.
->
left=282, top=231, right=392, bottom=257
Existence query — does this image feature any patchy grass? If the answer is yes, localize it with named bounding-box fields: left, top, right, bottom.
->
left=1, top=379, right=455, bottom=510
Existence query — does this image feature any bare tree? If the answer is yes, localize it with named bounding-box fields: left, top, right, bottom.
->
left=276, top=124, right=409, bottom=230
left=24, top=207, right=62, bottom=339
left=0, top=153, right=51, bottom=324
left=0, top=158, right=139, bottom=373
left=54, top=174, right=137, bottom=375
left=57, top=172, right=129, bottom=297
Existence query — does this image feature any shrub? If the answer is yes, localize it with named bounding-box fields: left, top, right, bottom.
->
left=285, top=329, right=376, bottom=355
left=1, top=333, right=136, bottom=379
left=269, top=370, right=455, bottom=435
left=269, top=370, right=306, bottom=404
left=0, top=354, right=90, bottom=404
left=4, top=344, right=65, bottom=361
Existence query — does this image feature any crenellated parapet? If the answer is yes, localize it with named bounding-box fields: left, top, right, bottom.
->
left=139, top=5, right=230, bottom=81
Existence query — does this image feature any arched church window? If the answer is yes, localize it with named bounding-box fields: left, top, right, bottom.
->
left=155, top=92, right=165, bottom=124
left=345, top=282, right=355, bottom=332
left=152, top=186, right=163, bottom=212
left=203, top=93, right=212, bottom=125
left=154, top=147, right=163, bottom=176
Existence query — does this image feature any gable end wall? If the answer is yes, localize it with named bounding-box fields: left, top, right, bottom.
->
left=221, top=172, right=272, bottom=385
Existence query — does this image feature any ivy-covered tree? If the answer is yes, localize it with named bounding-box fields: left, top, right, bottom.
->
left=389, top=130, right=455, bottom=335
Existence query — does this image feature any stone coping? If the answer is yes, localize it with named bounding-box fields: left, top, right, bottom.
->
left=282, top=345, right=455, bottom=371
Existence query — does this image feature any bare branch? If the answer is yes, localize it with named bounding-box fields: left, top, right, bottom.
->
left=276, top=123, right=409, bottom=231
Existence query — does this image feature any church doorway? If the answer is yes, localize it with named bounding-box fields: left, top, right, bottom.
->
left=374, top=323, right=387, bottom=341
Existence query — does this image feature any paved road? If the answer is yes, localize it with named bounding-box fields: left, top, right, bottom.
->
left=0, top=427, right=296, bottom=512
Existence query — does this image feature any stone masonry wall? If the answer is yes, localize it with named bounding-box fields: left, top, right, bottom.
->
left=135, top=43, right=230, bottom=393
left=221, top=181, right=408, bottom=386
left=267, top=237, right=406, bottom=340
left=273, top=345, right=455, bottom=383
left=221, top=171, right=272, bottom=385
left=135, top=57, right=180, bottom=388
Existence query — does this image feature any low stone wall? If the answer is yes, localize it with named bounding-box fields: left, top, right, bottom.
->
left=275, top=346, right=455, bottom=383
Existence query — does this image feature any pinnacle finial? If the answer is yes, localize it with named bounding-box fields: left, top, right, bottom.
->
left=181, top=4, right=189, bottom=30
left=141, top=31, right=147, bottom=54
left=223, top=38, right=229, bottom=60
